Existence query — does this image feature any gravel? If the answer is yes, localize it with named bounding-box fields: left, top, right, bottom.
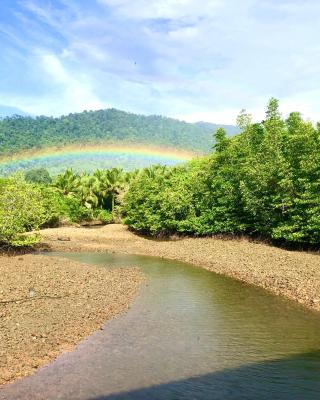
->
left=0, top=254, right=144, bottom=386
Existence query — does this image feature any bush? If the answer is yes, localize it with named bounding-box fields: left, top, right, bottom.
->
left=61, top=196, right=93, bottom=224
left=25, top=168, right=52, bottom=185
left=0, top=175, right=47, bottom=246
left=40, top=187, right=94, bottom=226
left=93, top=209, right=113, bottom=224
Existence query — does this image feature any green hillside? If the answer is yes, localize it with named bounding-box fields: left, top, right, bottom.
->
left=0, top=108, right=238, bottom=156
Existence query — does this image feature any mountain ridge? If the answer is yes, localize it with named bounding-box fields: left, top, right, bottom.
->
left=0, top=108, right=239, bottom=157
left=0, top=105, right=30, bottom=118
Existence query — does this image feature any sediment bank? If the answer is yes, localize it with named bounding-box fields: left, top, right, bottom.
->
left=0, top=254, right=144, bottom=385
left=41, top=224, right=320, bottom=312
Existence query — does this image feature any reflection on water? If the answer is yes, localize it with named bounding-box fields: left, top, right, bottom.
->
left=90, top=351, right=320, bottom=400
left=1, top=252, right=320, bottom=400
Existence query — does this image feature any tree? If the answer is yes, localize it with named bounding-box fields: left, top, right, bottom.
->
left=53, top=169, right=80, bottom=196
left=236, top=109, right=252, bottom=130
left=0, top=175, right=47, bottom=246
left=266, top=97, right=281, bottom=121
left=104, top=168, right=125, bottom=212
left=213, top=128, right=230, bottom=152
left=122, top=98, right=320, bottom=244
left=25, top=168, right=52, bottom=185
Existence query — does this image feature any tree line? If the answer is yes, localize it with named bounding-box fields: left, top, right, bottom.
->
left=123, top=99, right=320, bottom=245
left=1, top=99, right=319, bottom=248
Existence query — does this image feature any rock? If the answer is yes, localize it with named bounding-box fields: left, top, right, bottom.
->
left=57, top=237, right=71, bottom=242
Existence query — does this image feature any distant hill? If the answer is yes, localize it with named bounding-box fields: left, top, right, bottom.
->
left=0, top=108, right=238, bottom=157
left=0, top=105, right=29, bottom=118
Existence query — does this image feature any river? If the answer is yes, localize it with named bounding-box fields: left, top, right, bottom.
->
left=1, top=252, right=320, bottom=399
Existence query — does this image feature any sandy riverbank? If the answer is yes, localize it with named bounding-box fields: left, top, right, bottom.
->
left=0, top=254, right=144, bottom=386
left=40, top=224, right=320, bottom=312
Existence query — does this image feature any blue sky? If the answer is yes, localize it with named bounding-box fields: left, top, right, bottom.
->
left=0, top=0, right=320, bottom=123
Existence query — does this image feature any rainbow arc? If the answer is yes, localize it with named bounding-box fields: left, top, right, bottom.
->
left=0, top=144, right=196, bottom=174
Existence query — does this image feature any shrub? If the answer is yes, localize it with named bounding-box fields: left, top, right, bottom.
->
left=93, top=209, right=113, bottom=224
left=0, top=175, right=47, bottom=246
left=25, top=168, right=52, bottom=185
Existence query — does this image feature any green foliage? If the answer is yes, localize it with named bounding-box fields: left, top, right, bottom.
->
left=63, top=196, right=93, bottom=223
left=93, top=209, right=113, bottom=224
left=0, top=175, right=47, bottom=246
left=236, top=109, right=252, bottom=130
left=0, top=109, right=238, bottom=157
left=123, top=100, right=320, bottom=245
left=53, top=167, right=127, bottom=213
left=123, top=163, right=207, bottom=235
left=2, top=99, right=319, bottom=247
left=39, top=186, right=91, bottom=226
left=25, top=168, right=52, bottom=184
left=0, top=166, right=129, bottom=248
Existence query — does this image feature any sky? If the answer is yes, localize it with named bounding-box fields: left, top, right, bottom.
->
left=0, top=0, right=320, bottom=124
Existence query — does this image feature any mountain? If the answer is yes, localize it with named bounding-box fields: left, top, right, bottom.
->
left=0, top=108, right=239, bottom=157
left=0, top=105, right=29, bottom=118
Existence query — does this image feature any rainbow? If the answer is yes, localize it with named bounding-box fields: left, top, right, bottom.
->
left=0, top=144, right=197, bottom=175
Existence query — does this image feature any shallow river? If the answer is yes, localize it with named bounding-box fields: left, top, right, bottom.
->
left=1, top=252, right=320, bottom=400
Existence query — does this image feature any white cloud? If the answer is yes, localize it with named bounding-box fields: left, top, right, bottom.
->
left=177, top=109, right=242, bottom=125
left=99, top=0, right=222, bottom=20
left=280, top=90, right=320, bottom=123
left=1, top=53, right=107, bottom=116
left=178, top=90, right=320, bottom=125
left=2, top=0, right=320, bottom=123
left=40, top=54, right=107, bottom=114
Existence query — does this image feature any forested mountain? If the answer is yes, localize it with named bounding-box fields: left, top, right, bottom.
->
left=0, top=108, right=238, bottom=156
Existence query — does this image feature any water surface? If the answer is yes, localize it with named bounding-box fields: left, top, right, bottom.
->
left=1, top=252, right=320, bottom=400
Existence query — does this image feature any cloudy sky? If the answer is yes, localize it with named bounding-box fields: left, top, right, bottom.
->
left=0, top=0, right=319, bottom=123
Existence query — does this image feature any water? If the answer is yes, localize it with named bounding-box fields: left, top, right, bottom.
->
left=1, top=252, right=320, bottom=400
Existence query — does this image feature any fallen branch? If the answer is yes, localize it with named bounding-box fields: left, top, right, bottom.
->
left=0, top=294, right=70, bottom=305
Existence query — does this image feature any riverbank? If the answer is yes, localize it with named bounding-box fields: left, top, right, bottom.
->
left=0, top=254, right=144, bottom=386
left=40, top=224, right=320, bottom=312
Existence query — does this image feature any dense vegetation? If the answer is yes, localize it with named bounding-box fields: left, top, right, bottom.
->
left=0, top=168, right=131, bottom=247
left=123, top=99, right=320, bottom=245
left=0, top=175, right=48, bottom=246
left=1, top=99, right=319, bottom=248
left=0, top=108, right=238, bottom=156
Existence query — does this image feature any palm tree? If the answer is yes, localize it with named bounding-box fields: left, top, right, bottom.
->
left=93, top=169, right=111, bottom=208
left=143, top=164, right=169, bottom=179
left=77, top=173, right=100, bottom=209
left=53, top=169, right=80, bottom=196
left=54, top=167, right=127, bottom=213
left=104, top=168, right=124, bottom=212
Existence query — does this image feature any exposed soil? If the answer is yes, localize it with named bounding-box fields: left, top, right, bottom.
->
left=0, top=254, right=144, bottom=386
left=2, top=224, right=319, bottom=386
left=40, top=224, right=320, bottom=312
